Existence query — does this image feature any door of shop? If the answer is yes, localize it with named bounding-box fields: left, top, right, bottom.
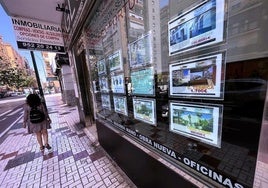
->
left=75, top=50, right=95, bottom=124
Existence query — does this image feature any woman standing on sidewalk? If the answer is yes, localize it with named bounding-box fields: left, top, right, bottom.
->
left=23, top=93, right=52, bottom=152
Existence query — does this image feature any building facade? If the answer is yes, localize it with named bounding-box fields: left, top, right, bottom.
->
left=0, top=35, right=32, bottom=94
left=61, top=0, right=268, bottom=187
left=0, top=35, right=26, bottom=70
left=41, top=52, right=61, bottom=94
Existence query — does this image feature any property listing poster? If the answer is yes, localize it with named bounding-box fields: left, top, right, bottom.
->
left=169, top=53, right=224, bottom=99
left=111, top=74, right=125, bottom=94
left=108, top=50, right=123, bottom=72
left=168, top=0, right=225, bottom=55
left=114, top=96, right=128, bottom=116
left=97, top=59, right=106, bottom=75
left=101, top=94, right=111, bottom=110
left=99, top=76, right=109, bottom=92
left=133, top=98, right=156, bottom=125
left=131, top=67, right=154, bottom=96
left=170, top=102, right=222, bottom=147
left=128, top=33, right=153, bottom=68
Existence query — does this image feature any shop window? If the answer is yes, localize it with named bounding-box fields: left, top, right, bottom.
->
left=87, top=0, right=268, bottom=188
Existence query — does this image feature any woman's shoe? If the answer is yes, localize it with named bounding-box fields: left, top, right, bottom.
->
left=40, top=146, right=45, bottom=151
left=45, top=144, right=52, bottom=150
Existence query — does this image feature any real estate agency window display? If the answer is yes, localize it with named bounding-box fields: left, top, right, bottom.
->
left=86, top=0, right=268, bottom=188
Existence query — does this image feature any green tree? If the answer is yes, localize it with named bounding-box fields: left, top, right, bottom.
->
left=0, top=67, right=37, bottom=89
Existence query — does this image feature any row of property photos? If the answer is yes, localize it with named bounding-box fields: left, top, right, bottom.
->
left=96, top=0, right=225, bottom=149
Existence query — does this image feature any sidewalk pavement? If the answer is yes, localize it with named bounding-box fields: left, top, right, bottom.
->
left=0, top=93, right=137, bottom=188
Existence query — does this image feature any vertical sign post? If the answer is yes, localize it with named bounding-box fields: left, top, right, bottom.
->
left=30, top=51, right=47, bottom=109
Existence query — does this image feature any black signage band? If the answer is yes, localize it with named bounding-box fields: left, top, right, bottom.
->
left=98, top=115, right=246, bottom=188
left=17, top=41, right=65, bottom=53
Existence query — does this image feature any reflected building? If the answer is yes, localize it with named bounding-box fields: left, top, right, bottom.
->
left=227, top=0, right=268, bottom=62
left=41, top=52, right=61, bottom=93
left=0, top=36, right=10, bottom=70
left=160, top=5, right=170, bottom=85
left=127, top=0, right=145, bottom=42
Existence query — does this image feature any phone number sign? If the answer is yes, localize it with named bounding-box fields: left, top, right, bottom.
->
left=17, top=42, right=65, bottom=53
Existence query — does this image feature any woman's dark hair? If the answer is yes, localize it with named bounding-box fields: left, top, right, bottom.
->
left=26, top=94, right=41, bottom=107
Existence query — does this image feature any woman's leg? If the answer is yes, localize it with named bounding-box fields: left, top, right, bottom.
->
left=41, top=129, right=48, bottom=146
left=36, top=131, right=44, bottom=149
left=41, top=129, right=52, bottom=149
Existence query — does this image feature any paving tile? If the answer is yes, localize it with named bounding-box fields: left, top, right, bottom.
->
left=58, top=150, right=73, bottom=161
left=92, top=180, right=104, bottom=188
left=4, top=152, right=35, bottom=171
left=78, top=133, right=87, bottom=138
left=0, top=94, right=137, bottom=188
left=89, top=150, right=105, bottom=162
left=1, top=151, right=18, bottom=160
left=43, top=151, right=58, bottom=161
left=55, top=127, right=69, bottom=132
left=74, top=150, right=89, bottom=161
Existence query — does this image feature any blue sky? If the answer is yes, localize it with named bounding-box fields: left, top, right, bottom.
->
left=0, top=4, right=46, bottom=82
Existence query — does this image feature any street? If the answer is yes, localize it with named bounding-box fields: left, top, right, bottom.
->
left=0, top=96, right=26, bottom=137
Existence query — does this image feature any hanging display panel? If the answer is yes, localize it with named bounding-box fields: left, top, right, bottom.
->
left=99, top=76, right=109, bottom=92
left=128, top=32, right=153, bottom=68
left=113, top=96, right=128, bottom=116
left=101, top=94, right=111, bottom=110
left=169, top=101, right=222, bottom=148
left=97, top=59, right=107, bottom=75
left=169, top=53, right=225, bottom=99
left=131, top=67, right=155, bottom=96
left=108, top=50, right=123, bottom=72
left=168, top=0, right=225, bottom=55
left=111, top=74, right=125, bottom=94
left=133, top=98, right=156, bottom=126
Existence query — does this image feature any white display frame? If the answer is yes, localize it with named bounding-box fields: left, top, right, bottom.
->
left=113, top=96, right=128, bottom=116
left=168, top=0, right=225, bottom=55
left=169, top=53, right=225, bottom=99
left=108, top=49, right=123, bottom=72
left=99, top=76, right=109, bottom=93
left=133, top=97, right=156, bottom=126
left=169, top=101, right=222, bottom=148
left=131, top=67, right=155, bottom=96
left=111, top=74, right=125, bottom=94
left=97, top=59, right=107, bottom=75
left=128, top=32, right=153, bottom=68
left=101, top=94, right=111, bottom=110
